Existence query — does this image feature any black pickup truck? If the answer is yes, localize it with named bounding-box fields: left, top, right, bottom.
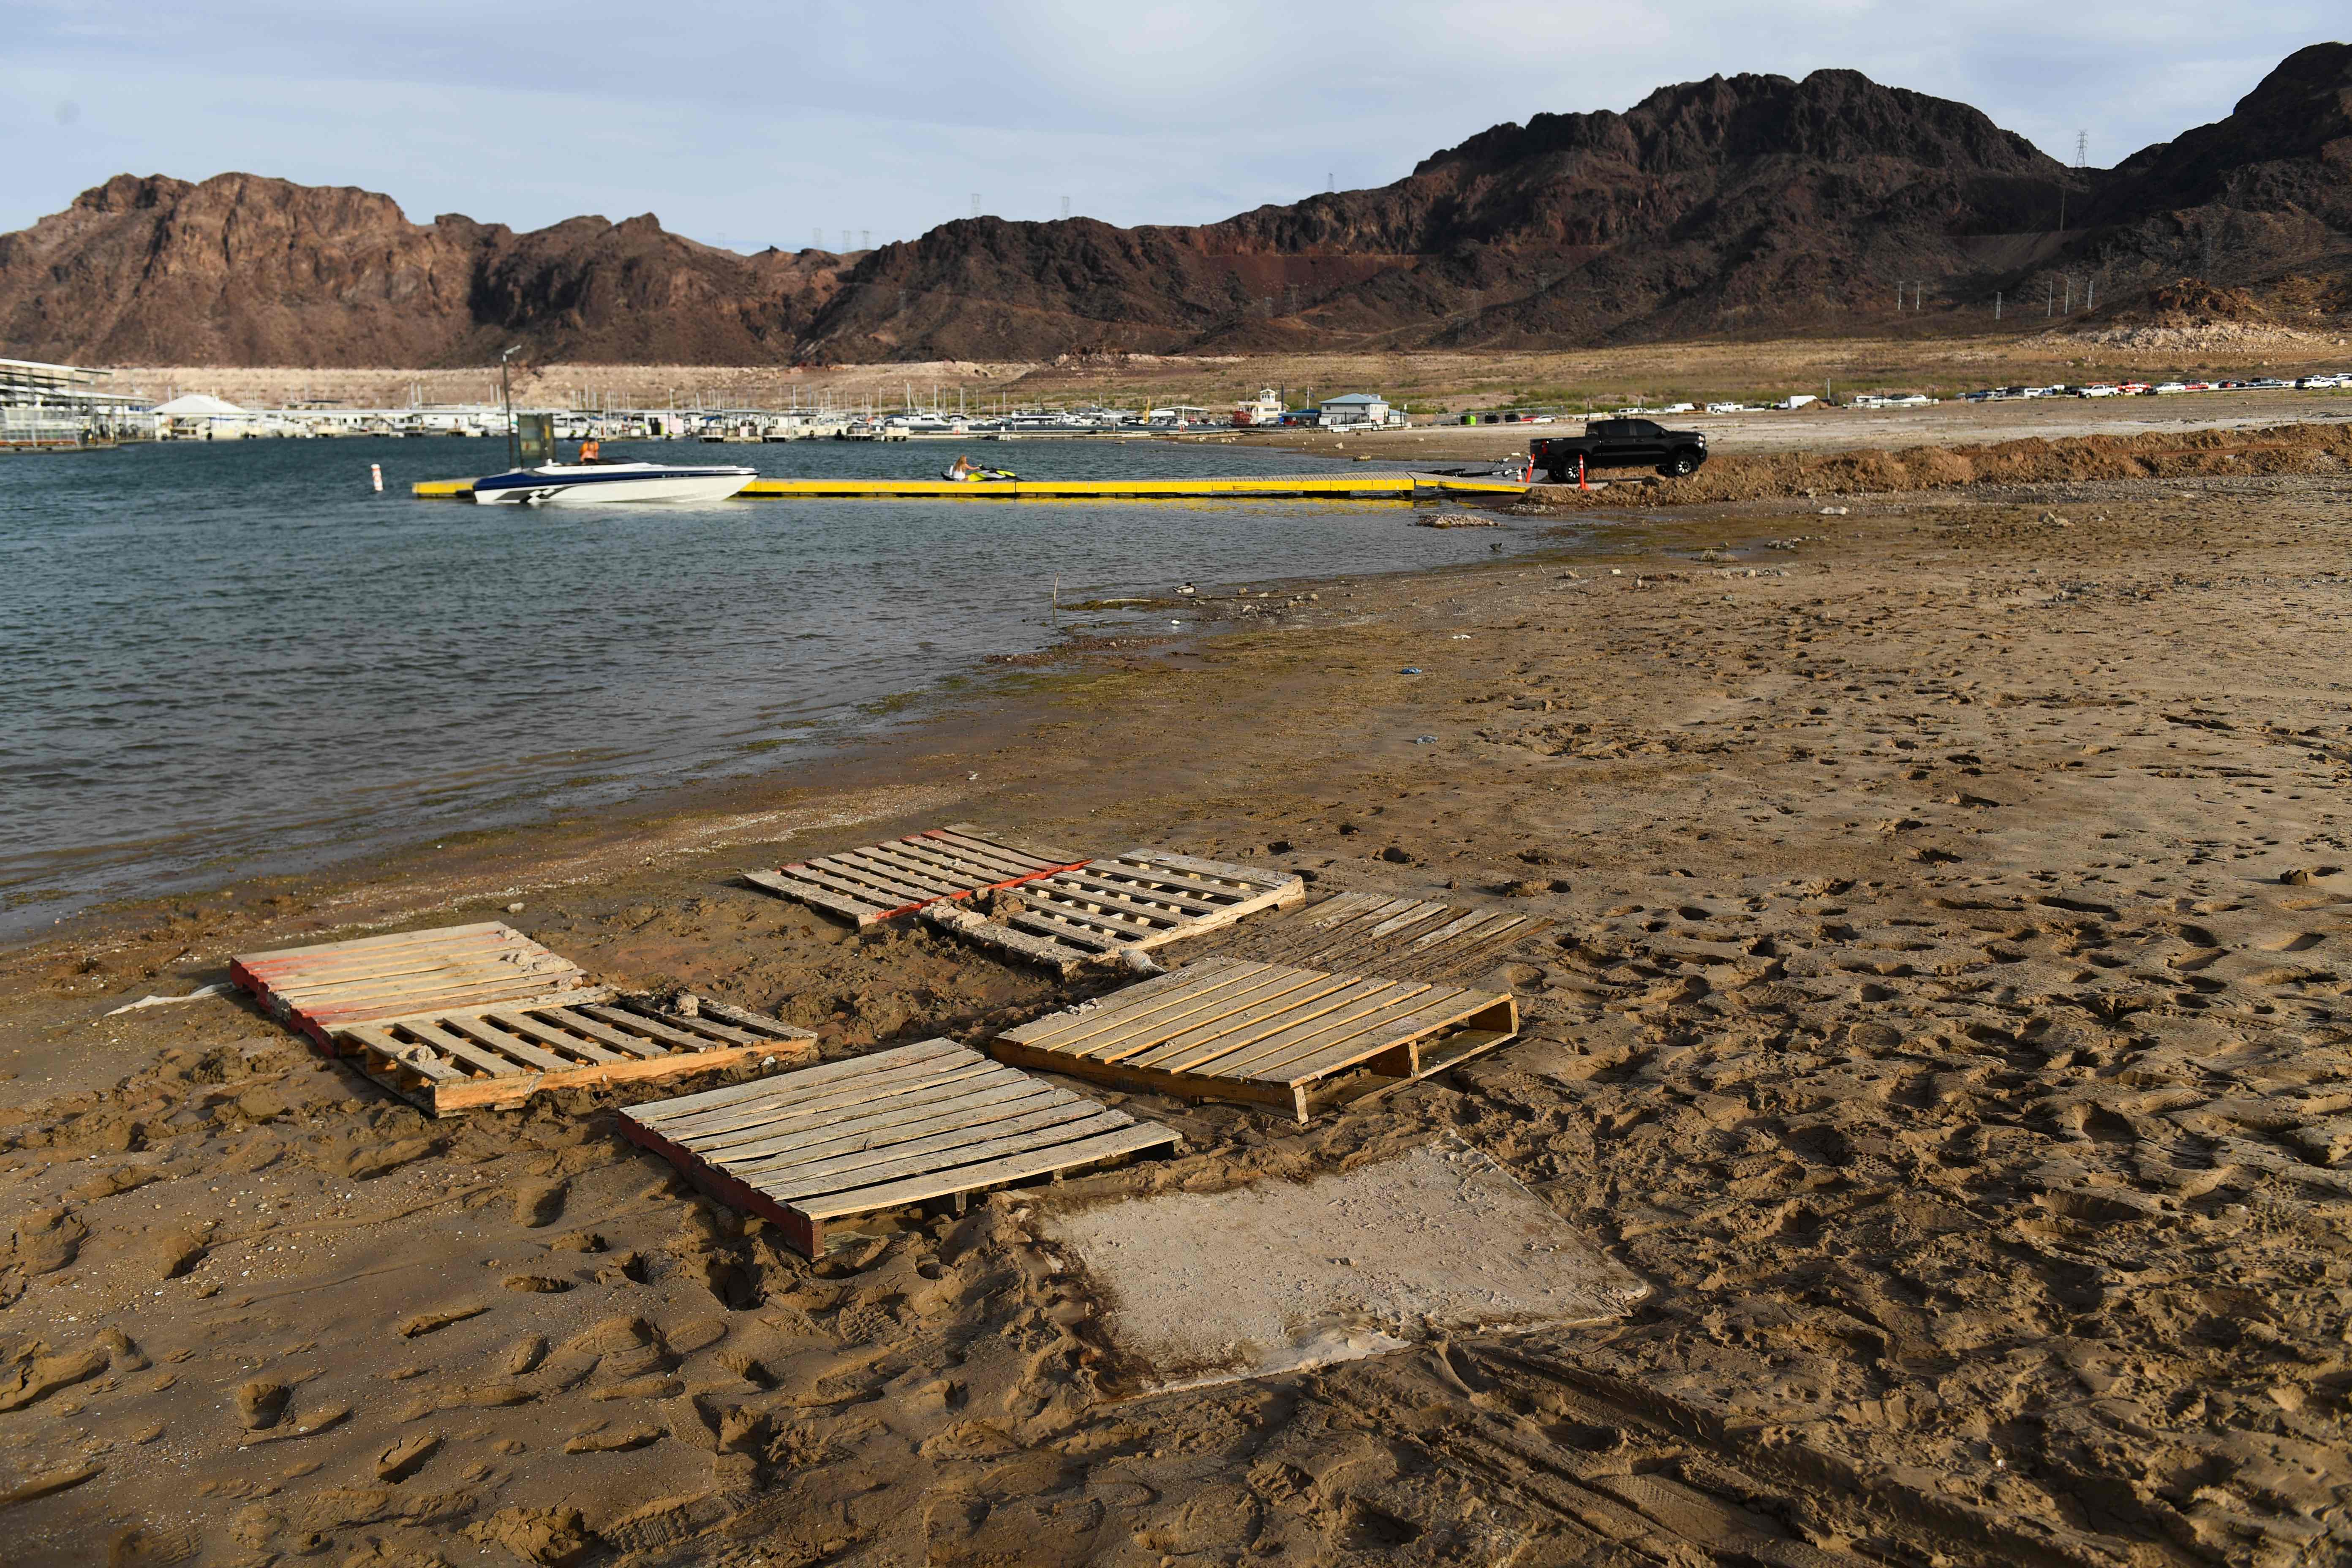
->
left=1528, top=418, right=1709, bottom=482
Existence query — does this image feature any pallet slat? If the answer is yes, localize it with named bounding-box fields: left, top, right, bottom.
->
left=618, top=1040, right=1179, bottom=1256
left=231, top=923, right=593, bottom=1050
left=993, top=960, right=1518, bottom=1122
left=1184, top=892, right=1554, bottom=985
left=926, top=852, right=1306, bottom=975
left=332, top=998, right=817, bottom=1118
left=741, top=826, right=1090, bottom=926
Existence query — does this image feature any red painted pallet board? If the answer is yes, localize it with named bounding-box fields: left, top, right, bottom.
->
left=740, top=823, right=1089, bottom=926
left=231, top=922, right=590, bottom=1051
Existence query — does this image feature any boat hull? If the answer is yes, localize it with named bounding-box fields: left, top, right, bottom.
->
left=471, top=464, right=757, bottom=505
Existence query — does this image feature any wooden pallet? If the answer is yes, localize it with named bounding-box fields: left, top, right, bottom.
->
left=992, top=956, right=1518, bottom=1122
left=1195, top=891, right=1551, bottom=983
left=740, top=823, right=1088, bottom=926
left=923, top=851, right=1306, bottom=975
left=231, top=923, right=591, bottom=1050
left=618, top=1039, right=1179, bottom=1256
left=336, top=996, right=818, bottom=1116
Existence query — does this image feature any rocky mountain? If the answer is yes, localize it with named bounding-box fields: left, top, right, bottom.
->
left=0, top=173, right=850, bottom=367
left=2, top=44, right=2344, bottom=367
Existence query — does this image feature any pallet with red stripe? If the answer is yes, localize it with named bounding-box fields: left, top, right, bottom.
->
left=923, top=850, right=1305, bottom=975
left=739, top=823, right=1088, bottom=926
left=231, top=922, right=590, bottom=1051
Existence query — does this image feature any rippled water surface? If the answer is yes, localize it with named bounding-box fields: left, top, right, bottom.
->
left=1, top=436, right=1550, bottom=934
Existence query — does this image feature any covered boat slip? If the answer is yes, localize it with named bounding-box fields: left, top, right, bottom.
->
left=617, top=1039, right=1181, bottom=1257
left=411, top=473, right=1530, bottom=501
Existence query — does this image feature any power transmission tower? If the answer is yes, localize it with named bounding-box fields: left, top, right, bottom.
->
left=2075, top=130, right=2088, bottom=167
left=970, top=193, right=980, bottom=219
left=1061, top=195, right=1070, bottom=220
left=860, top=230, right=871, bottom=251
left=812, top=227, right=822, bottom=250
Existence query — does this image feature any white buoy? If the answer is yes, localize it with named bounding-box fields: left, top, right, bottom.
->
left=370, top=463, right=383, bottom=493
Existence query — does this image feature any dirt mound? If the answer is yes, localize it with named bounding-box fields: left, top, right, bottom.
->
left=2137, top=278, right=2274, bottom=325
left=1524, top=419, right=2352, bottom=510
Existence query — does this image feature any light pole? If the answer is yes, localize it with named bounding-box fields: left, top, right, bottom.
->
left=500, top=344, right=522, bottom=469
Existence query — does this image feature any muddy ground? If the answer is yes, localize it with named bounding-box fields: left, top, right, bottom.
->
left=3, top=442, right=2351, bottom=1565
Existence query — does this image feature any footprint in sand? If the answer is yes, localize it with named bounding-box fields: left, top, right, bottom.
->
left=375, top=1432, right=439, bottom=1483
left=236, top=1380, right=288, bottom=1431
left=2256, top=931, right=2325, bottom=952
left=512, top=1181, right=568, bottom=1228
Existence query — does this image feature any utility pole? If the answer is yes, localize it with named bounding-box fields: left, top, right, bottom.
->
left=499, top=344, right=521, bottom=470
left=2047, top=278, right=2055, bottom=318
left=1995, top=290, right=2002, bottom=321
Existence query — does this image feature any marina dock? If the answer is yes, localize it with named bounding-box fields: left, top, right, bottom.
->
left=411, top=473, right=1532, bottom=501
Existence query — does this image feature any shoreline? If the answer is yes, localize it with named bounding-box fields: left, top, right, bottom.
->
left=0, top=537, right=1563, bottom=985
left=5, top=454, right=2351, bottom=1562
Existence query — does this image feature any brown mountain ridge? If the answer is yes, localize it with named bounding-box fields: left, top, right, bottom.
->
left=3, top=43, right=2346, bottom=367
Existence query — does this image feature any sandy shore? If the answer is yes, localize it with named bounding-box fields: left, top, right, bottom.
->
left=4, top=444, right=2351, bottom=1563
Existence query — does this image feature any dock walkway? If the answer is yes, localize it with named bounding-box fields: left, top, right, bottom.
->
left=412, top=474, right=1529, bottom=501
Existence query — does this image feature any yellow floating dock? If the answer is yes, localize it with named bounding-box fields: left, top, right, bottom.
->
left=411, top=474, right=1530, bottom=502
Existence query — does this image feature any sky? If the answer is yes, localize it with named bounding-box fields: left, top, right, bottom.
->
left=2, top=1, right=2338, bottom=253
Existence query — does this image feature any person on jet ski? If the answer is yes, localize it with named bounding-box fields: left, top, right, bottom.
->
left=944, top=454, right=1014, bottom=482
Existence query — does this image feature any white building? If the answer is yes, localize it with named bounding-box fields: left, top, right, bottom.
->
left=1317, top=392, right=1396, bottom=427
left=151, top=392, right=253, bottom=439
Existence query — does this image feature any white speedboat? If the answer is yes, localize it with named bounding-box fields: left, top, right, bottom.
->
left=471, top=460, right=757, bottom=505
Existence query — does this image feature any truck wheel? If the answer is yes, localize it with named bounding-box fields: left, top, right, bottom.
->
left=1543, top=466, right=1568, bottom=484
left=1660, top=452, right=1698, bottom=477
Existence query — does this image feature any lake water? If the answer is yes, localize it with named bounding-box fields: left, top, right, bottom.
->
left=0, top=436, right=1553, bottom=937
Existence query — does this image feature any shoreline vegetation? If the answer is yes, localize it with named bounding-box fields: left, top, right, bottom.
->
left=5, top=405, right=2352, bottom=1563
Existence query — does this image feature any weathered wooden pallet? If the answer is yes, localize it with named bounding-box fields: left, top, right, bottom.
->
left=231, top=923, right=591, bottom=1050
left=618, top=1038, right=1179, bottom=1257
left=923, top=851, right=1306, bottom=975
left=740, top=823, right=1089, bottom=926
left=1194, top=891, right=1552, bottom=983
left=991, top=956, right=1519, bottom=1122
left=336, top=996, right=818, bottom=1116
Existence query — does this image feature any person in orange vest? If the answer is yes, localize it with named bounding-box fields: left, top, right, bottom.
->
left=579, top=438, right=602, bottom=463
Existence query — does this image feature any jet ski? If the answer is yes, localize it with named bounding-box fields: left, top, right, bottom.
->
left=942, top=465, right=1017, bottom=482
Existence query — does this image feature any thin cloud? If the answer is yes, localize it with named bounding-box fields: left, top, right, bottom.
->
left=0, top=2, right=2336, bottom=250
